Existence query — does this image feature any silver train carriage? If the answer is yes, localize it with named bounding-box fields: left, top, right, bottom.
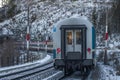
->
left=53, top=16, right=96, bottom=74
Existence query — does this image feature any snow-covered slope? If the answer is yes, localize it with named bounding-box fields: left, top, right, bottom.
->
left=0, top=0, right=114, bottom=43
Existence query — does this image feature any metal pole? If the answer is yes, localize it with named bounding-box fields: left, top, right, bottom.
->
left=26, top=6, right=30, bottom=62
left=37, top=36, right=40, bottom=59
left=45, top=30, right=48, bottom=58
left=104, top=7, right=108, bottom=65
left=105, top=7, right=108, bottom=48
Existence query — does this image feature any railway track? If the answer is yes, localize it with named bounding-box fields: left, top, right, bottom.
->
left=60, top=70, right=92, bottom=80
left=0, top=61, right=53, bottom=80
left=0, top=64, right=93, bottom=80
left=0, top=55, right=54, bottom=80
left=0, top=54, right=65, bottom=80
left=21, top=68, right=64, bottom=80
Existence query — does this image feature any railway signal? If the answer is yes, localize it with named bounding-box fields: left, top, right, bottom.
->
left=26, top=33, right=30, bottom=41
left=104, top=5, right=109, bottom=65
left=26, top=33, right=30, bottom=50
left=26, top=0, right=32, bottom=62
left=57, top=48, right=61, bottom=54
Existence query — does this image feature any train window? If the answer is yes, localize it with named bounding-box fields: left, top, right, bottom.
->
left=67, top=31, right=72, bottom=44
left=76, top=31, right=81, bottom=44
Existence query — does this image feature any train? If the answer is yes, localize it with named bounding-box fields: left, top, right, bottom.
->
left=15, top=41, right=53, bottom=52
left=53, top=16, right=96, bottom=75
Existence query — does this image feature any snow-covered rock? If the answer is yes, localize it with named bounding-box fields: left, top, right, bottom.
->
left=0, top=0, right=114, bottom=42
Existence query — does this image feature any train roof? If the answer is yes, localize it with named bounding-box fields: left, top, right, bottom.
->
left=54, top=16, right=93, bottom=29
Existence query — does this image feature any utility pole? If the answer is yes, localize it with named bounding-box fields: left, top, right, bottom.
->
left=26, top=1, right=31, bottom=62
left=44, top=22, right=48, bottom=58
left=93, top=1, right=114, bottom=64
left=45, top=30, right=48, bottom=58
left=104, top=7, right=108, bottom=65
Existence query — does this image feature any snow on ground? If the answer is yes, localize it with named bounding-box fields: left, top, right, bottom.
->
left=90, top=62, right=117, bottom=80
left=93, top=48, right=120, bottom=80
left=117, top=76, right=120, bottom=80
left=98, top=62, right=116, bottom=80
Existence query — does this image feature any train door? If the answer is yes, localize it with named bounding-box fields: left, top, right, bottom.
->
left=66, top=30, right=81, bottom=52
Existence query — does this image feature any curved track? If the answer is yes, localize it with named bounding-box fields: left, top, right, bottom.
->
left=0, top=61, right=53, bottom=80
